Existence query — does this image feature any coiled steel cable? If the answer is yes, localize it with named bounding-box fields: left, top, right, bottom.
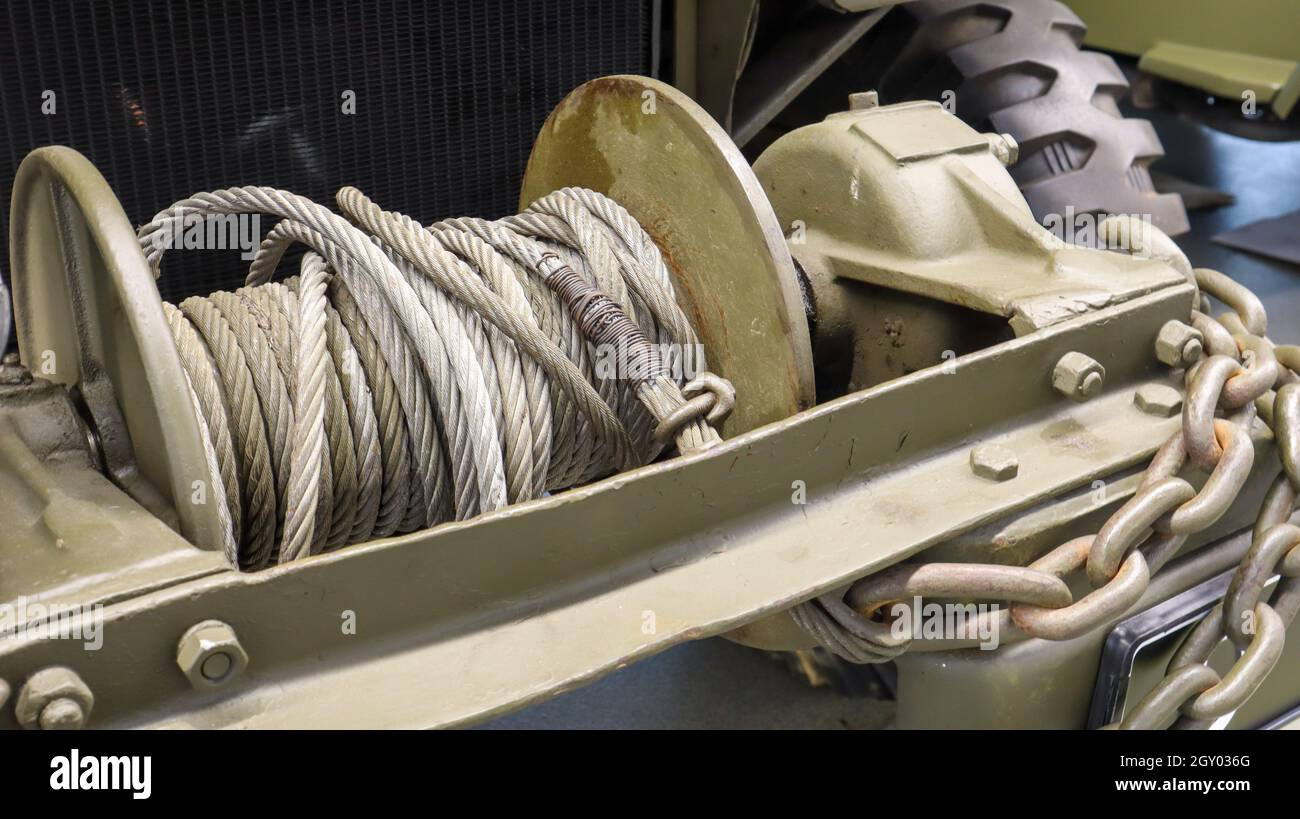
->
left=138, top=186, right=733, bottom=569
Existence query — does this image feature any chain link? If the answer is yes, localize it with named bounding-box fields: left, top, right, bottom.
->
left=1113, top=271, right=1300, bottom=729
left=795, top=255, right=1300, bottom=730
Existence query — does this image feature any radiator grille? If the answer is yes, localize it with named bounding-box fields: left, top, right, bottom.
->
left=0, top=0, right=653, bottom=305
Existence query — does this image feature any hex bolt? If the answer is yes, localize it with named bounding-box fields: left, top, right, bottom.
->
left=986, top=133, right=1019, bottom=166
left=39, top=697, right=88, bottom=730
left=1134, top=384, right=1183, bottom=417
left=14, top=667, right=93, bottom=730
left=1052, top=352, right=1106, bottom=402
left=848, top=90, right=879, bottom=110
left=970, top=444, right=1019, bottom=482
left=176, top=620, right=249, bottom=689
left=1155, top=320, right=1204, bottom=369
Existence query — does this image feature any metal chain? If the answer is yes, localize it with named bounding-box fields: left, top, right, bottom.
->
left=1112, top=268, right=1300, bottom=729
left=795, top=261, right=1300, bottom=730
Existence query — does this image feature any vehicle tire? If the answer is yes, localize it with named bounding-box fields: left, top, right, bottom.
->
left=878, top=0, right=1189, bottom=237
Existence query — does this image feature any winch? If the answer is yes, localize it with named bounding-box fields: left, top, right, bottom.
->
left=1, top=75, right=1296, bottom=730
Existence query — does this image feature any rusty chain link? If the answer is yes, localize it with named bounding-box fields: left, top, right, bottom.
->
left=794, top=258, right=1300, bottom=730
left=1112, top=272, right=1300, bottom=729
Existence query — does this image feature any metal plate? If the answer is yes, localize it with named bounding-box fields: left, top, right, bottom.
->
left=8, top=146, right=223, bottom=551
left=520, top=75, right=815, bottom=435
left=0, top=287, right=1200, bottom=728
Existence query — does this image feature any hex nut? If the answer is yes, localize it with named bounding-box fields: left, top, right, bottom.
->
left=1155, top=320, right=1204, bottom=369
left=1052, top=352, right=1106, bottom=402
left=970, top=444, right=1018, bottom=482
left=1134, top=384, right=1183, bottom=417
left=177, top=620, right=248, bottom=689
left=14, top=666, right=93, bottom=730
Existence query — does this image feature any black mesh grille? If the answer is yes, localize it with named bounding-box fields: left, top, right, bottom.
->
left=0, top=0, right=652, bottom=304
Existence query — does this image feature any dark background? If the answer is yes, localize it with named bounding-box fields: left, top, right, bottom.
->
left=0, top=0, right=653, bottom=305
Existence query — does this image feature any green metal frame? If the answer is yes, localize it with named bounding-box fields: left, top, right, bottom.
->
left=2, top=77, right=1293, bottom=730
left=2, top=280, right=1230, bottom=728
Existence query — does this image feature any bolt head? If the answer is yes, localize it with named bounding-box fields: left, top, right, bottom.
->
left=970, top=444, right=1019, bottom=481
left=39, top=697, right=87, bottom=730
left=1155, top=320, right=1204, bottom=369
left=14, top=667, right=93, bottom=730
left=1134, top=384, right=1183, bottom=417
left=985, top=133, right=1019, bottom=165
left=848, top=90, right=879, bottom=110
left=1052, top=352, right=1106, bottom=402
left=1000, top=133, right=1019, bottom=164
left=177, top=620, right=248, bottom=689
left=0, top=363, right=32, bottom=386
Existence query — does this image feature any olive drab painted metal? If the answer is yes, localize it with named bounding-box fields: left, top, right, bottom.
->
left=844, top=270, right=1300, bottom=729
left=520, top=75, right=816, bottom=436
left=2, top=75, right=1299, bottom=730
left=8, top=147, right=227, bottom=550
